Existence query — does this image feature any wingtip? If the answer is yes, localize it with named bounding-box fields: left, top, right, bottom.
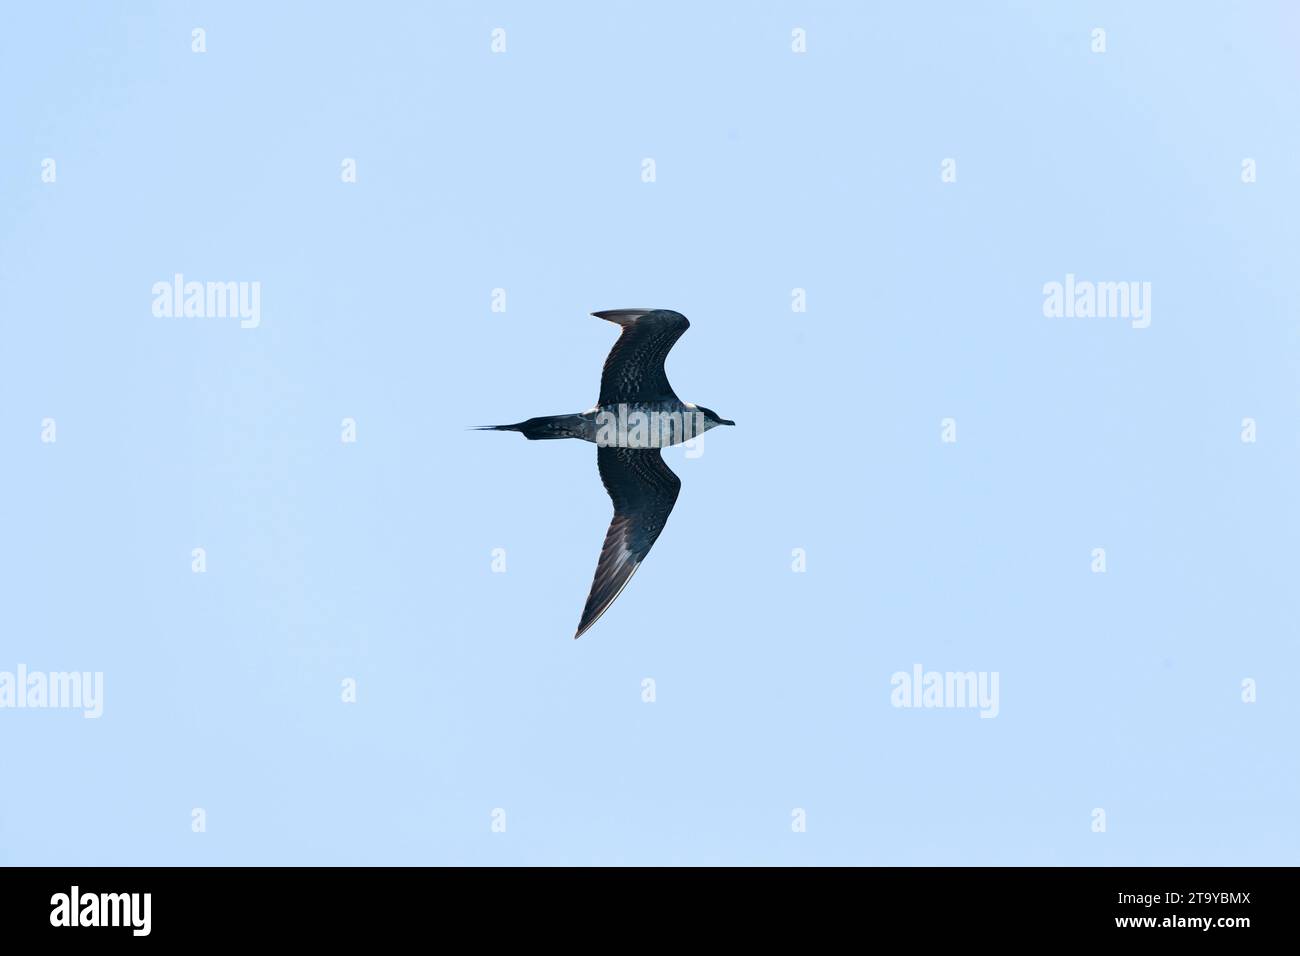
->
left=591, top=308, right=655, bottom=324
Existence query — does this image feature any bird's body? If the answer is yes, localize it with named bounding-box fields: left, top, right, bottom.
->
left=485, top=400, right=727, bottom=448
left=479, top=309, right=733, bottom=638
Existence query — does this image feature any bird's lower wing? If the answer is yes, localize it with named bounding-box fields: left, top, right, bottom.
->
left=575, top=447, right=682, bottom=638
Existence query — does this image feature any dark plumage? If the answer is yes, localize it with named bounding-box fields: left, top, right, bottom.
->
left=479, top=309, right=733, bottom=639
left=578, top=446, right=682, bottom=638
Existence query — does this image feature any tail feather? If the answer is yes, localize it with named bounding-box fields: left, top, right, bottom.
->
left=473, top=415, right=586, bottom=440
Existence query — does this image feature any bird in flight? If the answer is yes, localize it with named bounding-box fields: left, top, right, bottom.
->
left=478, top=309, right=734, bottom=639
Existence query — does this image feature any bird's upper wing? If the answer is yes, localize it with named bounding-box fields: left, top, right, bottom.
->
left=594, top=309, right=690, bottom=405
left=575, top=446, right=682, bottom=638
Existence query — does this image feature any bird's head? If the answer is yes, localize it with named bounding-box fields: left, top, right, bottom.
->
left=695, top=406, right=735, bottom=429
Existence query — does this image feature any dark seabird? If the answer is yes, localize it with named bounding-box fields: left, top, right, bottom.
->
left=478, top=309, right=734, bottom=638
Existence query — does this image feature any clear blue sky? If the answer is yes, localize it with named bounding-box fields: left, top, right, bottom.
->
left=1, top=1, right=1297, bottom=865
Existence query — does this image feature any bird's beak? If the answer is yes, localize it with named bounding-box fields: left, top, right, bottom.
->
left=721, top=419, right=735, bottom=426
